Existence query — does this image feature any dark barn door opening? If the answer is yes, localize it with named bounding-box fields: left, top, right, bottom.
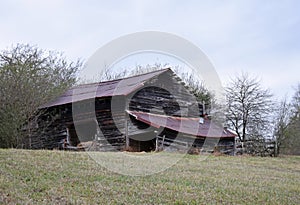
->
left=129, top=138, right=156, bottom=152
left=67, top=120, right=98, bottom=146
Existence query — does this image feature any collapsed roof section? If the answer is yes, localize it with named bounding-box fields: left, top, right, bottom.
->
left=127, top=110, right=236, bottom=138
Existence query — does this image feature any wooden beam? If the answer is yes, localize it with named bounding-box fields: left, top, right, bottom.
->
left=125, top=97, right=130, bottom=150
left=125, top=115, right=129, bottom=149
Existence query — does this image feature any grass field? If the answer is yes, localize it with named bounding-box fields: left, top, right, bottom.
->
left=0, top=149, right=299, bottom=204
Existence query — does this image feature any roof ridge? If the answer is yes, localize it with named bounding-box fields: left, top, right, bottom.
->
left=75, top=67, right=171, bottom=88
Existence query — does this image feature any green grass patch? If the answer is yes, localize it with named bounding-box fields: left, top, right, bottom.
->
left=0, top=149, right=299, bottom=204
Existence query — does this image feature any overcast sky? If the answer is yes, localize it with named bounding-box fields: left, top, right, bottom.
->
left=0, top=0, right=299, bottom=100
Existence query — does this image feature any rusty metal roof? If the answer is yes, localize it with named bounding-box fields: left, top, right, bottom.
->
left=127, top=110, right=236, bottom=138
left=41, top=68, right=170, bottom=108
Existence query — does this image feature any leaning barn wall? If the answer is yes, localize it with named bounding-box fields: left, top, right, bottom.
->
left=27, top=96, right=127, bottom=150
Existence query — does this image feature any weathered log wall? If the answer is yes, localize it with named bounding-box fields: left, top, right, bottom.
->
left=24, top=107, right=68, bottom=149
left=157, top=129, right=235, bottom=155
left=128, top=71, right=203, bottom=117
left=26, top=97, right=127, bottom=150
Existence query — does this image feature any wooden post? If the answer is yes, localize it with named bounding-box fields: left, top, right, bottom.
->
left=162, top=135, right=165, bottom=150
left=233, top=137, right=236, bottom=156
left=125, top=115, right=129, bottom=150
left=125, top=97, right=130, bottom=150
left=29, top=134, right=32, bottom=149
left=94, top=118, right=99, bottom=141
left=66, top=127, right=70, bottom=145
left=155, top=135, right=159, bottom=152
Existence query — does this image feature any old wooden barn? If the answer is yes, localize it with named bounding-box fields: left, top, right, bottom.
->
left=27, top=68, right=236, bottom=154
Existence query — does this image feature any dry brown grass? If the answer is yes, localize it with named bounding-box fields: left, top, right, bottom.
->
left=0, top=149, right=299, bottom=204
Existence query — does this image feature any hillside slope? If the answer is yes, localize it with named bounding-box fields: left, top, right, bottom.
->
left=0, top=149, right=299, bottom=204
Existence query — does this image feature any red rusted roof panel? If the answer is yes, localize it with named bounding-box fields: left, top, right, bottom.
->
left=127, top=111, right=236, bottom=138
left=41, top=69, right=169, bottom=108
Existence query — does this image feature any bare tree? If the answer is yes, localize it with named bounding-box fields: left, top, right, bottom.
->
left=272, top=84, right=300, bottom=156
left=0, top=44, right=82, bottom=148
left=176, top=69, right=213, bottom=110
left=291, top=83, right=300, bottom=118
left=225, top=73, right=274, bottom=146
left=281, top=83, right=300, bottom=155
left=273, top=98, right=292, bottom=156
